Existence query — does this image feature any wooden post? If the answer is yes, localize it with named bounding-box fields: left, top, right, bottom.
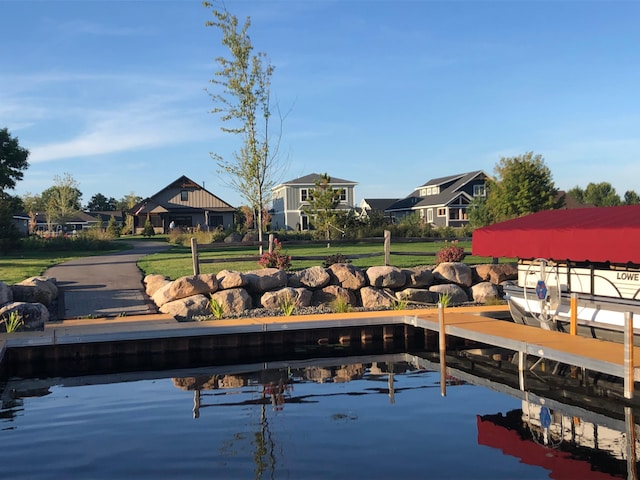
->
left=268, top=233, right=274, bottom=253
left=438, top=302, right=447, bottom=397
left=625, top=406, right=638, bottom=480
left=570, top=293, right=578, bottom=336
left=191, top=237, right=199, bottom=275
left=384, top=230, right=391, bottom=266
left=518, top=351, right=526, bottom=391
left=624, top=312, right=634, bottom=399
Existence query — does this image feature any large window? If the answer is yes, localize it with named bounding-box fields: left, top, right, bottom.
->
left=300, top=189, right=309, bottom=202
left=180, top=190, right=189, bottom=201
left=333, top=188, right=347, bottom=202
left=437, top=208, right=446, bottom=217
left=473, top=184, right=486, bottom=197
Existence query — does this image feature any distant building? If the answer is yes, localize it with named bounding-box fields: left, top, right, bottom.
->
left=271, top=173, right=358, bottom=231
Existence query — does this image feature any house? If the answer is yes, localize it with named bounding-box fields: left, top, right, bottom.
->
left=357, top=198, right=399, bottom=221
left=130, top=175, right=236, bottom=234
left=30, top=211, right=125, bottom=236
left=386, top=170, right=491, bottom=227
left=271, top=173, right=358, bottom=231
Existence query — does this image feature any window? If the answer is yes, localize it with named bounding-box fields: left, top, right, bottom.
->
left=180, top=190, right=188, bottom=201
left=300, top=189, right=309, bottom=202
left=473, top=184, right=486, bottom=197
left=426, top=187, right=432, bottom=195
left=334, top=188, right=347, bottom=202
left=437, top=208, right=446, bottom=217
left=420, top=188, right=427, bottom=196
left=301, top=214, right=309, bottom=230
left=427, top=209, right=433, bottom=223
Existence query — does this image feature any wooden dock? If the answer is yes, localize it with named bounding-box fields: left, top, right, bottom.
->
left=1, top=304, right=638, bottom=397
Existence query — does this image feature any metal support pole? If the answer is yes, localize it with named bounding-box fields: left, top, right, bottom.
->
left=625, top=311, right=634, bottom=399
left=570, top=293, right=578, bottom=336
left=438, top=302, right=446, bottom=397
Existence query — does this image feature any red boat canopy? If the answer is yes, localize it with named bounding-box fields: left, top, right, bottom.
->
left=472, top=205, right=640, bottom=265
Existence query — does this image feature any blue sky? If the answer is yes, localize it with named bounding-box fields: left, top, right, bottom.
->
left=3, top=0, right=640, bottom=208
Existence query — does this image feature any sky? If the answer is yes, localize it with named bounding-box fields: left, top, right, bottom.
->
left=3, top=0, right=640, bottom=208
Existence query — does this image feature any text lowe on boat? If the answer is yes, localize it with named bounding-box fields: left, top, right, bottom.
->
left=471, top=205, right=640, bottom=343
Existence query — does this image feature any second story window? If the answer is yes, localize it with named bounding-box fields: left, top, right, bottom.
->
left=473, top=184, right=486, bottom=197
left=333, top=189, right=347, bottom=202
left=300, top=189, right=309, bottom=202
left=180, top=190, right=189, bottom=201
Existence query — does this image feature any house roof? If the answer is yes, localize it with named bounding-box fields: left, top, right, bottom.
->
left=361, top=198, right=399, bottom=211
left=471, top=205, right=640, bottom=264
left=419, top=170, right=486, bottom=188
left=277, top=173, right=357, bottom=187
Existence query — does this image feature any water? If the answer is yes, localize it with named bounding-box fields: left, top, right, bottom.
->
left=0, top=354, right=634, bottom=479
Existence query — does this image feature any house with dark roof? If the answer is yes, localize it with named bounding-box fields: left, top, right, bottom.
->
left=385, top=171, right=492, bottom=227
left=129, top=175, right=236, bottom=234
left=271, top=173, right=358, bottom=231
left=357, top=198, right=399, bottom=221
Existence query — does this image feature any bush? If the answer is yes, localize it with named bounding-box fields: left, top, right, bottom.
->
left=435, top=242, right=465, bottom=263
left=322, top=253, right=351, bottom=268
left=142, top=218, right=155, bottom=237
left=258, top=239, right=291, bottom=270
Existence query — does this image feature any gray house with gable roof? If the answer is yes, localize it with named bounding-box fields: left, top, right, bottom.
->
left=271, top=173, right=358, bottom=231
left=385, top=170, right=491, bottom=227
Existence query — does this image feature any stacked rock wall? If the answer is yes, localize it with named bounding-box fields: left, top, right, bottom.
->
left=145, top=262, right=518, bottom=320
left=0, top=276, right=58, bottom=332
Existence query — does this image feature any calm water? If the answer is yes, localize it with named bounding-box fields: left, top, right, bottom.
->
left=0, top=354, right=634, bottom=479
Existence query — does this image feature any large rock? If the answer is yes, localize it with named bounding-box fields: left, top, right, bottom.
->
left=210, top=288, right=253, bottom=315
left=328, top=263, right=367, bottom=290
left=396, top=288, right=439, bottom=304
left=0, top=301, right=49, bottom=331
left=366, top=266, right=406, bottom=289
left=474, top=264, right=518, bottom=285
left=471, top=282, right=501, bottom=303
left=433, top=262, right=473, bottom=287
left=169, top=274, right=218, bottom=301
left=151, top=281, right=175, bottom=307
left=11, top=276, right=58, bottom=307
left=144, top=274, right=171, bottom=297
left=245, top=268, right=288, bottom=292
left=260, top=287, right=312, bottom=310
left=216, top=270, right=247, bottom=290
left=402, top=266, right=434, bottom=288
left=288, top=266, right=331, bottom=289
left=0, top=281, right=13, bottom=305
left=311, top=285, right=357, bottom=307
left=429, top=284, right=470, bottom=305
left=160, top=294, right=211, bottom=320
left=224, top=232, right=243, bottom=243
left=360, top=286, right=395, bottom=309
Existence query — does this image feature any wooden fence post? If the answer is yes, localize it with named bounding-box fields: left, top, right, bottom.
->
left=384, top=230, right=391, bottom=266
left=625, top=311, right=634, bottom=399
left=268, top=233, right=274, bottom=253
left=191, top=237, right=199, bottom=275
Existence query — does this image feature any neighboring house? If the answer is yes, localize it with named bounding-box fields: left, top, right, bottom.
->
left=12, top=213, right=30, bottom=236
left=130, top=175, right=236, bottom=234
left=271, top=173, right=358, bottom=231
left=357, top=198, right=399, bottom=221
left=386, top=170, right=491, bottom=227
left=30, top=211, right=124, bottom=235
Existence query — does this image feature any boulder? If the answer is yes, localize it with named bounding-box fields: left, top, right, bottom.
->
left=0, top=301, right=49, bottom=331
left=0, top=281, right=13, bottom=305
left=360, top=286, right=395, bottom=309
left=144, top=274, right=171, bottom=297
left=169, top=274, right=218, bottom=301
left=11, top=276, right=58, bottom=306
left=396, top=288, right=439, bottom=304
left=327, top=263, right=367, bottom=290
left=402, top=266, right=434, bottom=288
left=474, top=264, right=518, bottom=285
left=159, top=294, right=211, bottom=320
left=471, top=282, right=501, bottom=303
left=433, top=262, right=473, bottom=287
left=366, top=266, right=406, bottom=289
left=216, top=269, right=247, bottom=290
left=245, top=268, right=288, bottom=292
left=242, top=232, right=257, bottom=242
left=260, top=287, right=312, bottom=310
left=224, top=232, right=243, bottom=243
left=288, top=266, right=330, bottom=289
left=210, top=288, right=253, bottom=315
left=429, top=284, right=470, bottom=306
left=311, top=285, right=357, bottom=307
left=151, top=281, right=175, bottom=307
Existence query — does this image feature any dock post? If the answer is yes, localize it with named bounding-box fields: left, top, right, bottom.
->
left=438, top=302, right=446, bottom=397
left=625, top=406, right=638, bottom=480
left=570, top=293, right=578, bottom=336
left=518, top=351, right=526, bottom=391
left=191, top=237, right=199, bottom=275
left=625, top=312, right=634, bottom=399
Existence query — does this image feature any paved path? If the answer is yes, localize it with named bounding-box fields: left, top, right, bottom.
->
left=44, top=241, right=170, bottom=319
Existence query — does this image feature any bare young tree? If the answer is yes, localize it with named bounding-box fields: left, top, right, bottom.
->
left=204, top=2, right=286, bottom=253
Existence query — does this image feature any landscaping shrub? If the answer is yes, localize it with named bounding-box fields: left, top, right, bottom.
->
left=142, top=218, right=155, bottom=237
left=322, top=253, right=351, bottom=267
left=435, top=242, right=465, bottom=263
left=257, top=239, right=291, bottom=270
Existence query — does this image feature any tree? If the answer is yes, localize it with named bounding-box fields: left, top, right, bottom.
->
left=583, top=182, right=621, bottom=206
left=21, top=192, right=45, bottom=234
left=204, top=3, right=286, bottom=254
left=87, top=193, right=117, bottom=211
left=0, top=128, right=30, bottom=193
left=41, top=173, right=82, bottom=231
left=116, top=192, right=142, bottom=235
left=302, top=173, right=344, bottom=243
left=624, top=190, right=640, bottom=205
left=484, top=152, right=563, bottom=223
